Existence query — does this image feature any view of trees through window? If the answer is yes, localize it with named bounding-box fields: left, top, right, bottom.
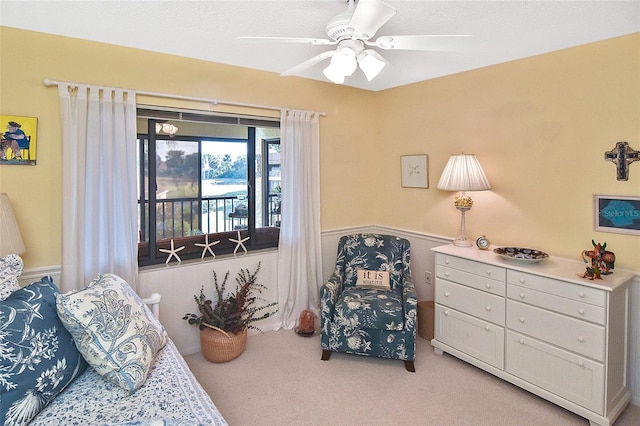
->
left=136, top=110, right=280, bottom=265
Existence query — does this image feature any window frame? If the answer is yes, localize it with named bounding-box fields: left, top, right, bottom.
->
left=136, top=108, right=280, bottom=266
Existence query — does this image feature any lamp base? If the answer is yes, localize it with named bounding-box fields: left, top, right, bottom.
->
left=453, top=237, right=473, bottom=247
left=453, top=201, right=473, bottom=247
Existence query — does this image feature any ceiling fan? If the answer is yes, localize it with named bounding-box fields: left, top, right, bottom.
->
left=239, top=0, right=470, bottom=84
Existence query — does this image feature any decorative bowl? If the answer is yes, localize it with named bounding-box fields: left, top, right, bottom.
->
left=493, top=247, right=549, bottom=263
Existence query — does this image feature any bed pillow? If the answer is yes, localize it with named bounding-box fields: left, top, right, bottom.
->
left=0, top=276, right=88, bottom=425
left=0, top=254, right=23, bottom=301
left=56, top=273, right=167, bottom=394
left=355, top=269, right=391, bottom=291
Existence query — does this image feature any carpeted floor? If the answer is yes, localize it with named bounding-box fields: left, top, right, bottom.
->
left=185, top=330, right=640, bottom=425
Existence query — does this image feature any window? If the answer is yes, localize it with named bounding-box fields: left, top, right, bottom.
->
left=136, top=107, right=280, bottom=266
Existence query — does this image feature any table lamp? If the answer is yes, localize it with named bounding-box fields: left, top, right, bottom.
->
left=437, top=154, right=491, bottom=247
left=0, top=192, right=26, bottom=257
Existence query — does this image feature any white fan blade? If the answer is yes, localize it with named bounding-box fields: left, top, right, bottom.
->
left=238, top=36, right=336, bottom=46
left=281, top=50, right=335, bottom=76
left=348, top=0, right=396, bottom=39
left=367, top=35, right=472, bottom=51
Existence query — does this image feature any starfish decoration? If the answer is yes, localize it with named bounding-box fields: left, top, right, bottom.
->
left=229, top=230, right=250, bottom=255
left=159, top=239, right=185, bottom=265
left=194, top=234, right=220, bottom=259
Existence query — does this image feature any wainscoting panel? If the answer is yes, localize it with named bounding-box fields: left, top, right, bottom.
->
left=18, top=265, right=61, bottom=288
left=16, top=229, right=640, bottom=407
left=138, top=250, right=279, bottom=356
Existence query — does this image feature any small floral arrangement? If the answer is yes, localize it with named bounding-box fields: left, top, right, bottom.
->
left=182, top=262, right=277, bottom=334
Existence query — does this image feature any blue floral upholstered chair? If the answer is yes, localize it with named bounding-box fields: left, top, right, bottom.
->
left=320, top=234, right=417, bottom=372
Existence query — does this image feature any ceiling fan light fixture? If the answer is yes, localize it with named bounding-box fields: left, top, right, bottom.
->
left=156, top=122, right=179, bottom=136
left=332, top=46, right=358, bottom=76
left=162, top=123, right=178, bottom=135
left=323, top=63, right=345, bottom=84
left=357, top=50, right=387, bottom=81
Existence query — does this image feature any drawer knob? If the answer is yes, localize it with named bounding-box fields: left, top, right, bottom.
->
left=485, top=305, right=491, bottom=311
left=445, top=272, right=450, bottom=277
left=519, top=278, right=525, bottom=284
left=579, top=361, right=585, bottom=367
left=485, top=326, right=490, bottom=331
left=444, top=310, right=449, bottom=315
left=578, top=308, right=585, bottom=315
left=485, top=270, right=492, bottom=276
left=519, top=317, right=525, bottom=323
left=578, top=336, right=585, bottom=342
left=519, top=293, right=526, bottom=299
left=445, top=259, right=450, bottom=264
left=485, top=284, right=492, bottom=289
left=519, top=339, right=525, bottom=345
left=444, top=292, right=450, bottom=297
left=579, top=292, right=585, bottom=298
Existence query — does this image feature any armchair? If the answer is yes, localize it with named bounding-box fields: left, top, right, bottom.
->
left=320, top=234, right=417, bottom=372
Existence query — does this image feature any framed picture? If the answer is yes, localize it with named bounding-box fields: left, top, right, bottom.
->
left=401, top=155, right=428, bottom=188
left=0, top=115, right=38, bottom=166
left=593, top=194, right=640, bottom=235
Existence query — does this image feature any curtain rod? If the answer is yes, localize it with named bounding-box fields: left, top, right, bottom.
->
left=42, top=78, right=326, bottom=117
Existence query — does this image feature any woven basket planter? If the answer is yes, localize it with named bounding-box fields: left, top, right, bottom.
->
left=200, top=324, right=247, bottom=363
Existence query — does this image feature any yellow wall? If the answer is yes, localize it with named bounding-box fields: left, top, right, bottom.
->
left=378, top=33, right=640, bottom=269
left=1, top=27, right=639, bottom=271
left=0, top=27, right=379, bottom=268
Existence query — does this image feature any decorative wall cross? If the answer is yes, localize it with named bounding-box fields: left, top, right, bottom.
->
left=604, top=141, right=639, bottom=181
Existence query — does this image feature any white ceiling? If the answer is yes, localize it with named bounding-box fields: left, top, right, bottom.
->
left=1, top=0, right=639, bottom=91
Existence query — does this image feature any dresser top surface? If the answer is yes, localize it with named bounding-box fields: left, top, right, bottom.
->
left=432, top=244, right=635, bottom=292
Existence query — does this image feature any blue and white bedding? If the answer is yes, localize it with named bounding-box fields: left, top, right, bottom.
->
left=0, top=271, right=225, bottom=426
left=31, top=339, right=227, bottom=426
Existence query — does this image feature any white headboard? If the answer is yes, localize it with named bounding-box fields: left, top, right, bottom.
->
left=141, top=293, right=162, bottom=318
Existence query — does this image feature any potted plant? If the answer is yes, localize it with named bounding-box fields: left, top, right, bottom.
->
left=183, top=262, right=277, bottom=362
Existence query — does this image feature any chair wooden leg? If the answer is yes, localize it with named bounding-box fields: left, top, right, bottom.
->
left=321, top=350, right=332, bottom=361
left=404, top=360, right=415, bottom=372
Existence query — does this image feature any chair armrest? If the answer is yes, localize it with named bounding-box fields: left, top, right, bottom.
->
left=320, top=272, right=343, bottom=321
left=401, top=276, right=418, bottom=332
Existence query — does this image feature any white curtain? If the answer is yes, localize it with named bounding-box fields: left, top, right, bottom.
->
left=275, top=109, right=323, bottom=329
left=58, top=84, right=139, bottom=293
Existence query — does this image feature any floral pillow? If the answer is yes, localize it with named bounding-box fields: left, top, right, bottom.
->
left=0, top=254, right=23, bottom=301
left=0, top=276, right=88, bottom=426
left=56, top=273, right=167, bottom=394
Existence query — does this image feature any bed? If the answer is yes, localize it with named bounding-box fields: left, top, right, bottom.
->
left=0, top=265, right=227, bottom=426
left=31, top=339, right=226, bottom=425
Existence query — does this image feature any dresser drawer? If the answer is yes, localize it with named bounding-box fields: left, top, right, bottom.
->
left=507, top=300, right=605, bottom=361
left=436, top=279, right=505, bottom=325
left=435, top=304, right=504, bottom=369
left=437, top=254, right=506, bottom=284
left=437, top=266, right=505, bottom=297
left=505, top=331, right=604, bottom=414
left=507, top=270, right=606, bottom=307
left=507, top=284, right=606, bottom=325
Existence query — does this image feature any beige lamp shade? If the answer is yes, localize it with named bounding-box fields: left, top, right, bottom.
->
left=437, top=154, right=490, bottom=247
left=437, top=154, right=491, bottom=191
left=0, top=192, right=26, bottom=256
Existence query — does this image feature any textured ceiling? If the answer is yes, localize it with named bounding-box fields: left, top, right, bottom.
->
left=1, top=0, right=639, bottom=91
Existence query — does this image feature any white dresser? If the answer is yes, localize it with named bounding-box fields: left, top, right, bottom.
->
left=431, top=244, right=634, bottom=426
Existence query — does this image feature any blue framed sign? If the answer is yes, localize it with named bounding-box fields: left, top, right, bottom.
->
left=594, top=194, right=640, bottom=236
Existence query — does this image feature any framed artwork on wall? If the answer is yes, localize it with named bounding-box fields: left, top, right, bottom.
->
left=401, top=155, right=428, bottom=188
left=0, top=115, right=38, bottom=166
left=593, top=194, right=640, bottom=235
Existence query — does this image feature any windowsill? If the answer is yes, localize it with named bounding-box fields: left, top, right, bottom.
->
left=139, top=247, right=279, bottom=274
